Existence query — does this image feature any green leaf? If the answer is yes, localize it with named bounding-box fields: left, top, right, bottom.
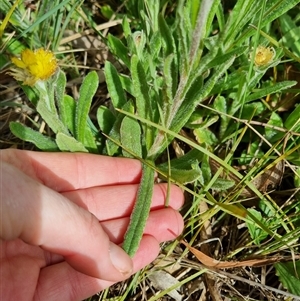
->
left=265, top=112, right=283, bottom=142
left=240, top=102, right=265, bottom=120
left=106, top=101, right=135, bottom=156
left=162, top=54, right=176, bottom=104
left=75, top=71, right=98, bottom=144
left=246, top=208, right=269, bottom=245
left=158, top=14, right=176, bottom=57
left=210, top=178, right=235, bottom=191
left=194, top=127, right=218, bottom=146
left=60, top=95, right=76, bottom=135
left=285, top=104, right=300, bottom=132
left=56, top=132, right=88, bottom=152
left=157, top=149, right=204, bottom=184
left=294, top=167, right=300, bottom=188
left=213, top=95, right=228, bottom=138
left=128, top=31, right=146, bottom=59
left=14, top=0, right=73, bottom=42
left=207, top=47, right=247, bottom=70
left=119, top=74, right=134, bottom=96
left=223, top=0, right=257, bottom=48
left=54, top=69, right=67, bottom=123
left=37, top=99, right=69, bottom=135
left=97, top=105, right=115, bottom=134
left=107, top=34, right=130, bottom=68
left=9, top=122, right=58, bottom=151
left=122, top=17, right=131, bottom=39
left=234, top=0, right=300, bottom=47
left=104, top=61, right=127, bottom=110
left=83, top=126, right=98, bottom=153
left=123, top=163, right=155, bottom=257
left=172, top=55, right=235, bottom=134
left=120, top=116, right=142, bottom=158
left=246, top=81, right=297, bottom=102
left=131, top=54, right=151, bottom=118
left=131, top=54, right=157, bottom=150
left=100, top=4, right=114, bottom=19
left=149, top=31, right=162, bottom=61
left=275, top=261, right=300, bottom=296
left=176, top=3, right=190, bottom=73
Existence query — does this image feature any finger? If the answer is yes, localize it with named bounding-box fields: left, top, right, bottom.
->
left=62, top=183, right=184, bottom=221
left=33, top=235, right=160, bottom=301
left=1, top=162, right=132, bottom=282
left=1, top=149, right=142, bottom=191
left=101, top=208, right=184, bottom=244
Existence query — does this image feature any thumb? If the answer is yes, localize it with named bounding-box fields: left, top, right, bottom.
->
left=1, top=162, right=133, bottom=281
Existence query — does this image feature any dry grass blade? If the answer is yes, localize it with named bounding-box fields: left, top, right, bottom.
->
left=181, top=240, right=300, bottom=268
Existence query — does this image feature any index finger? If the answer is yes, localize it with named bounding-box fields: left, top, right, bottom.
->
left=0, top=149, right=142, bottom=191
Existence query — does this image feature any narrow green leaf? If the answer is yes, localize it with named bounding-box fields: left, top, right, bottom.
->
left=158, top=14, right=176, bottom=57
left=60, top=95, right=76, bottom=135
left=131, top=54, right=156, bottom=150
left=246, top=81, right=297, bottom=102
left=120, top=116, right=142, bottom=158
left=56, top=132, right=88, bottom=152
left=9, top=122, right=58, bottom=151
left=107, top=34, right=130, bottom=68
left=162, top=54, right=176, bottom=104
left=123, top=164, right=155, bottom=257
left=149, top=31, right=162, bottom=60
left=75, top=71, right=98, bottom=143
left=172, top=56, right=235, bottom=134
left=234, top=0, right=300, bottom=47
left=131, top=54, right=151, bottom=116
left=105, top=61, right=127, bottom=110
left=54, top=69, right=67, bottom=124
left=176, top=5, right=190, bottom=73
left=206, top=46, right=247, bottom=70
left=285, top=104, right=300, bottom=132
left=14, top=0, right=73, bottom=42
left=122, top=16, right=131, bottom=39
left=223, top=0, right=256, bottom=47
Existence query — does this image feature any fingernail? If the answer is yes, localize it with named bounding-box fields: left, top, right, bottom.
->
left=109, top=242, right=133, bottom=276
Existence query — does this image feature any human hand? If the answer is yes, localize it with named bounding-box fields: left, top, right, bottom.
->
left=0, top=149, right=184, bottom=301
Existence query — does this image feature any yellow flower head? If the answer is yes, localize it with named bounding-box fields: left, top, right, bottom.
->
left=254, top=45, right=275, bottom=67
left=9, top=48, right=57, bottom=86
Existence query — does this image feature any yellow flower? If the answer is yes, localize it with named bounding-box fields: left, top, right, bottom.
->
left=254, top=45, right=275, bottom=67
left=9, top=48, right=57, bottom=86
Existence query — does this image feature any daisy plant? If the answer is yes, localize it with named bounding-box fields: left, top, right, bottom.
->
left=9, top=0, right=300, bottom=260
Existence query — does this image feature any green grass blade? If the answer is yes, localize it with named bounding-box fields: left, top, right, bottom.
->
left=14, top=0, right=73, bottom=44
